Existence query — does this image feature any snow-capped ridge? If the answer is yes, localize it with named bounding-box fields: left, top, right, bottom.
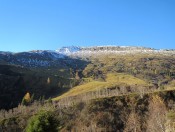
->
left=55, top=45, right=175, bottom=58
left=56, top=46, right=81, bottom=54
left=0, top=45, right=175, bottom=68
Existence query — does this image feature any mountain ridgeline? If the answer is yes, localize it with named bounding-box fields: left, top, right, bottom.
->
left=1, top=46, right=175, bottom=131
left=0, top=46, right=175, bottom=109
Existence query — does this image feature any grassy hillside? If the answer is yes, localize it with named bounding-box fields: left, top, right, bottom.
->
left=53, top=73, right=150, bottom=100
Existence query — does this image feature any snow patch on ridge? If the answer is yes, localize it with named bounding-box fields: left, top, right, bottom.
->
left=56, top=46, right=81, bottom=55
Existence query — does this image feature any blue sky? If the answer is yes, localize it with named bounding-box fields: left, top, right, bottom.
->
left=0, top=0, right=175, bottom=52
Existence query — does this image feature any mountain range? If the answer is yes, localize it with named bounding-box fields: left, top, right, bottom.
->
left=0, top=45, right=175, bottom=68
left=1, top=45, right=175, bottom=131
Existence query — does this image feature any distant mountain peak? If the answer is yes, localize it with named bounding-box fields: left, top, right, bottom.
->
left=56, top=46, right=81, bottom=54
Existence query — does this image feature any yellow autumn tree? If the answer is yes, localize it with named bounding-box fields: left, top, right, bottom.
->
left=75, top=70, right=80, bottom=80
left=24, top=92, right=31, bottom=102
left=47, top=77, right=51, bottom=84
left=22, top=92, right=31, bottom=105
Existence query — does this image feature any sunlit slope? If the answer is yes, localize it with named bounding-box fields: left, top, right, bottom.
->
left=53, top=73, right=149, bottom=100
left=164, top=80, right=175, bottom=90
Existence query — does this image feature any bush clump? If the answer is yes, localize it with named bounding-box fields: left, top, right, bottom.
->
left=26, top=111, right=59, bottom=132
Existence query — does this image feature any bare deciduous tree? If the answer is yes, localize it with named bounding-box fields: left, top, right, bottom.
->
left=124, top=111, right=141, bottom=132
left=147, top=95, right=167, bottom=132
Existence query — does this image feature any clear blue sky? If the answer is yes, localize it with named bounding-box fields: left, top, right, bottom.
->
left=0, top=0, right=175, bottom=52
